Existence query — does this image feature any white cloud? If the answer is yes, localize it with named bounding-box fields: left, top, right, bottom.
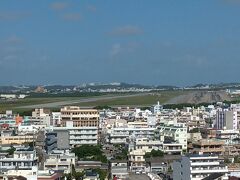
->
left=62, top=13, right=82, bottom=21
left=50, top=2, right=69, bottom=10
left=109, top=25, right=143, bottom=36
left=5, top=35, right=23, bottom=44
left=110, top=43, right=122, bottom=57
left=109, top=42, right=140, bottom=58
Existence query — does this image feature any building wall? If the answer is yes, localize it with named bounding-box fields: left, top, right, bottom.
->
left=60, top=106, right=99, bottom=128
left=215, top=110, right=225, bottom=129
left=45, top=132, right=57, bottom=153
left=54, top=130, right=70, bottom=149
left=0, top=135, right=34, bottom=145
left=226, top=111, right=234, bottom=130
left=173, top=157, right=191, bottom=180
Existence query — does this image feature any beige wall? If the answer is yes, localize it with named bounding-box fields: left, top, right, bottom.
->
left=0, top=135, right=34, bottom=144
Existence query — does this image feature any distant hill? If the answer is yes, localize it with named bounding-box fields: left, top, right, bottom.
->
left=1, top=82, right=240, bottom=93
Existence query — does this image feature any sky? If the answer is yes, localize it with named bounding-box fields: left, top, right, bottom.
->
left=0, top=0, right=240, bottom=86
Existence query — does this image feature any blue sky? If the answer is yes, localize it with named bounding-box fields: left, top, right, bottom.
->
left=0, top=0, right=240, bottom=86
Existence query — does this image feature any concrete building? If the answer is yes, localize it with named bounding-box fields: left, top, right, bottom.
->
left=0, top=148, right=38, bottom=172
left=134, top=138, right=183, bottom=155
left=60, top=106, right=99, bottom=127
left=173, top=154, right=228, bottom=180
left=110, top=160, right=129, bottom=180
left=151, top=101, right=163, bottom=114
left=0, top=134, right=35, bottom=145
left=52, top=126, right=98, bottom=148
left=0, top=94, right=17, bottom=99
left=191, top=139, right=225, bottom=155
left=107, top=127, right=156, bottom=144
left=51, top=112, right=61, bottom=126
left=216, top=129, right=239, bottom=145
left=129, top=149, right=146, bottom=172
left=45, top=132, right=57, bottom=154
left=156, top=124, right=188, bottom=150
left=44, top=150, right=75, bottom=174
left=32, top=108, right=50, bottom=119
left=215, top=110, right=238, bottom=130
left=53, top=129, right=70, bottom=150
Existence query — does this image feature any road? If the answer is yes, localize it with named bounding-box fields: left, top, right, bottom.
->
left=17, top=93, right=150, bottom=109
left=129, top=174, right=150, bottom=180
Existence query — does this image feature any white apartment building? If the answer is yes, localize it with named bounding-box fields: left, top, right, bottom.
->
left=0, top=94, right=17, bottom=99
left=110, top=160, right=129, bottom=179
left=44, top=150, right=75, bottom=174
left=31, top=108, right=51, bottom=126
left=127, top=121, right=148, bottom=128
left=173, top=155, right=228, bottom=180
left=156, top=124, right=188, bottom=150
left=133, top=138, right=183, bottom=155
left=129, top=149, right=146, bottom=172
left=215, top=109, right=238, bottom=130
left=0, top=148, right=38, bottom=172
left=52, top=126, right=98, bottom=148
left=151, top=101, right=163, bottom=114
left=129, top=137, right=183, bottom=173
left=216, top=129, right=240, bottom=145
left=134, top=109, right=152, bottom=119
left=51, top=112, right=61, bottom=126
left=18, top=124, right=46, bottom=134
left=107, top=127, right=156, bottom=144
left=32, top=108, right=50, bottom=119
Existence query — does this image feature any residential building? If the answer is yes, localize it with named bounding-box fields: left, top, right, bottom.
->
left=0, top=148, right=38, bottom=173
left=45, top=132, right=57, bottom=154
left=134, top=138, right=183, bottom=155
left=60, top=106, right=99, bottom=127
left=156, top=124, right=188, bottom=150
left=0, top=133, right=35, bottom=145
left=51, top=112, right=61, bottom=126
left=52, top=126, right=98, bottom=148
left=129, top=149, right=146, bottom=172
left=173, top=154, right=228, bottom=180
left=215, top=110, right=238, bottom=130
left=151, top=101, right=163, bottom=114
left=44, top=150, right=75, bottom=174
left=107, top=127, right=156, bottom=144
left=110, top=160, right=129, bottom=180
left=191, top=139, right=225, bottom=155
left=216, top=129, right=239, bottom=145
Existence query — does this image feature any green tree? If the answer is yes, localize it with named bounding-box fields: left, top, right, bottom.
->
left=7, top=147, right=16, bottom=155
left=144, top=150, right=164, bottom=158
left=95, top=169, right=107, bottom=180
left=72, top=145, right=107, bottom=163
left=234, top=156, right=240, bottom=163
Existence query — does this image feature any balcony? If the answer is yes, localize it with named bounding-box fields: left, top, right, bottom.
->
left=0, top=165, right=34, bottom=170
left=70, top=140, right=97, bottom=145
left=110, top=133, right=129, bottom=137
left=69, top=131, right=97, bottom=135
left=200, top=148, right=224, bottom=153
left=164, top=148, right=182, bottom=153
left=191, top=162, right=220, bottom=166
left=110, top=139, right=127, bottom=144
left=191, top=167, right=228, bottom=174
left=129, top=158, right=145, bottom=162
left=69, top=136, right=97, bottom=140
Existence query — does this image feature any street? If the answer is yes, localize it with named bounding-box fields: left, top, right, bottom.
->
left=129, top=174, right=150, bottom=180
